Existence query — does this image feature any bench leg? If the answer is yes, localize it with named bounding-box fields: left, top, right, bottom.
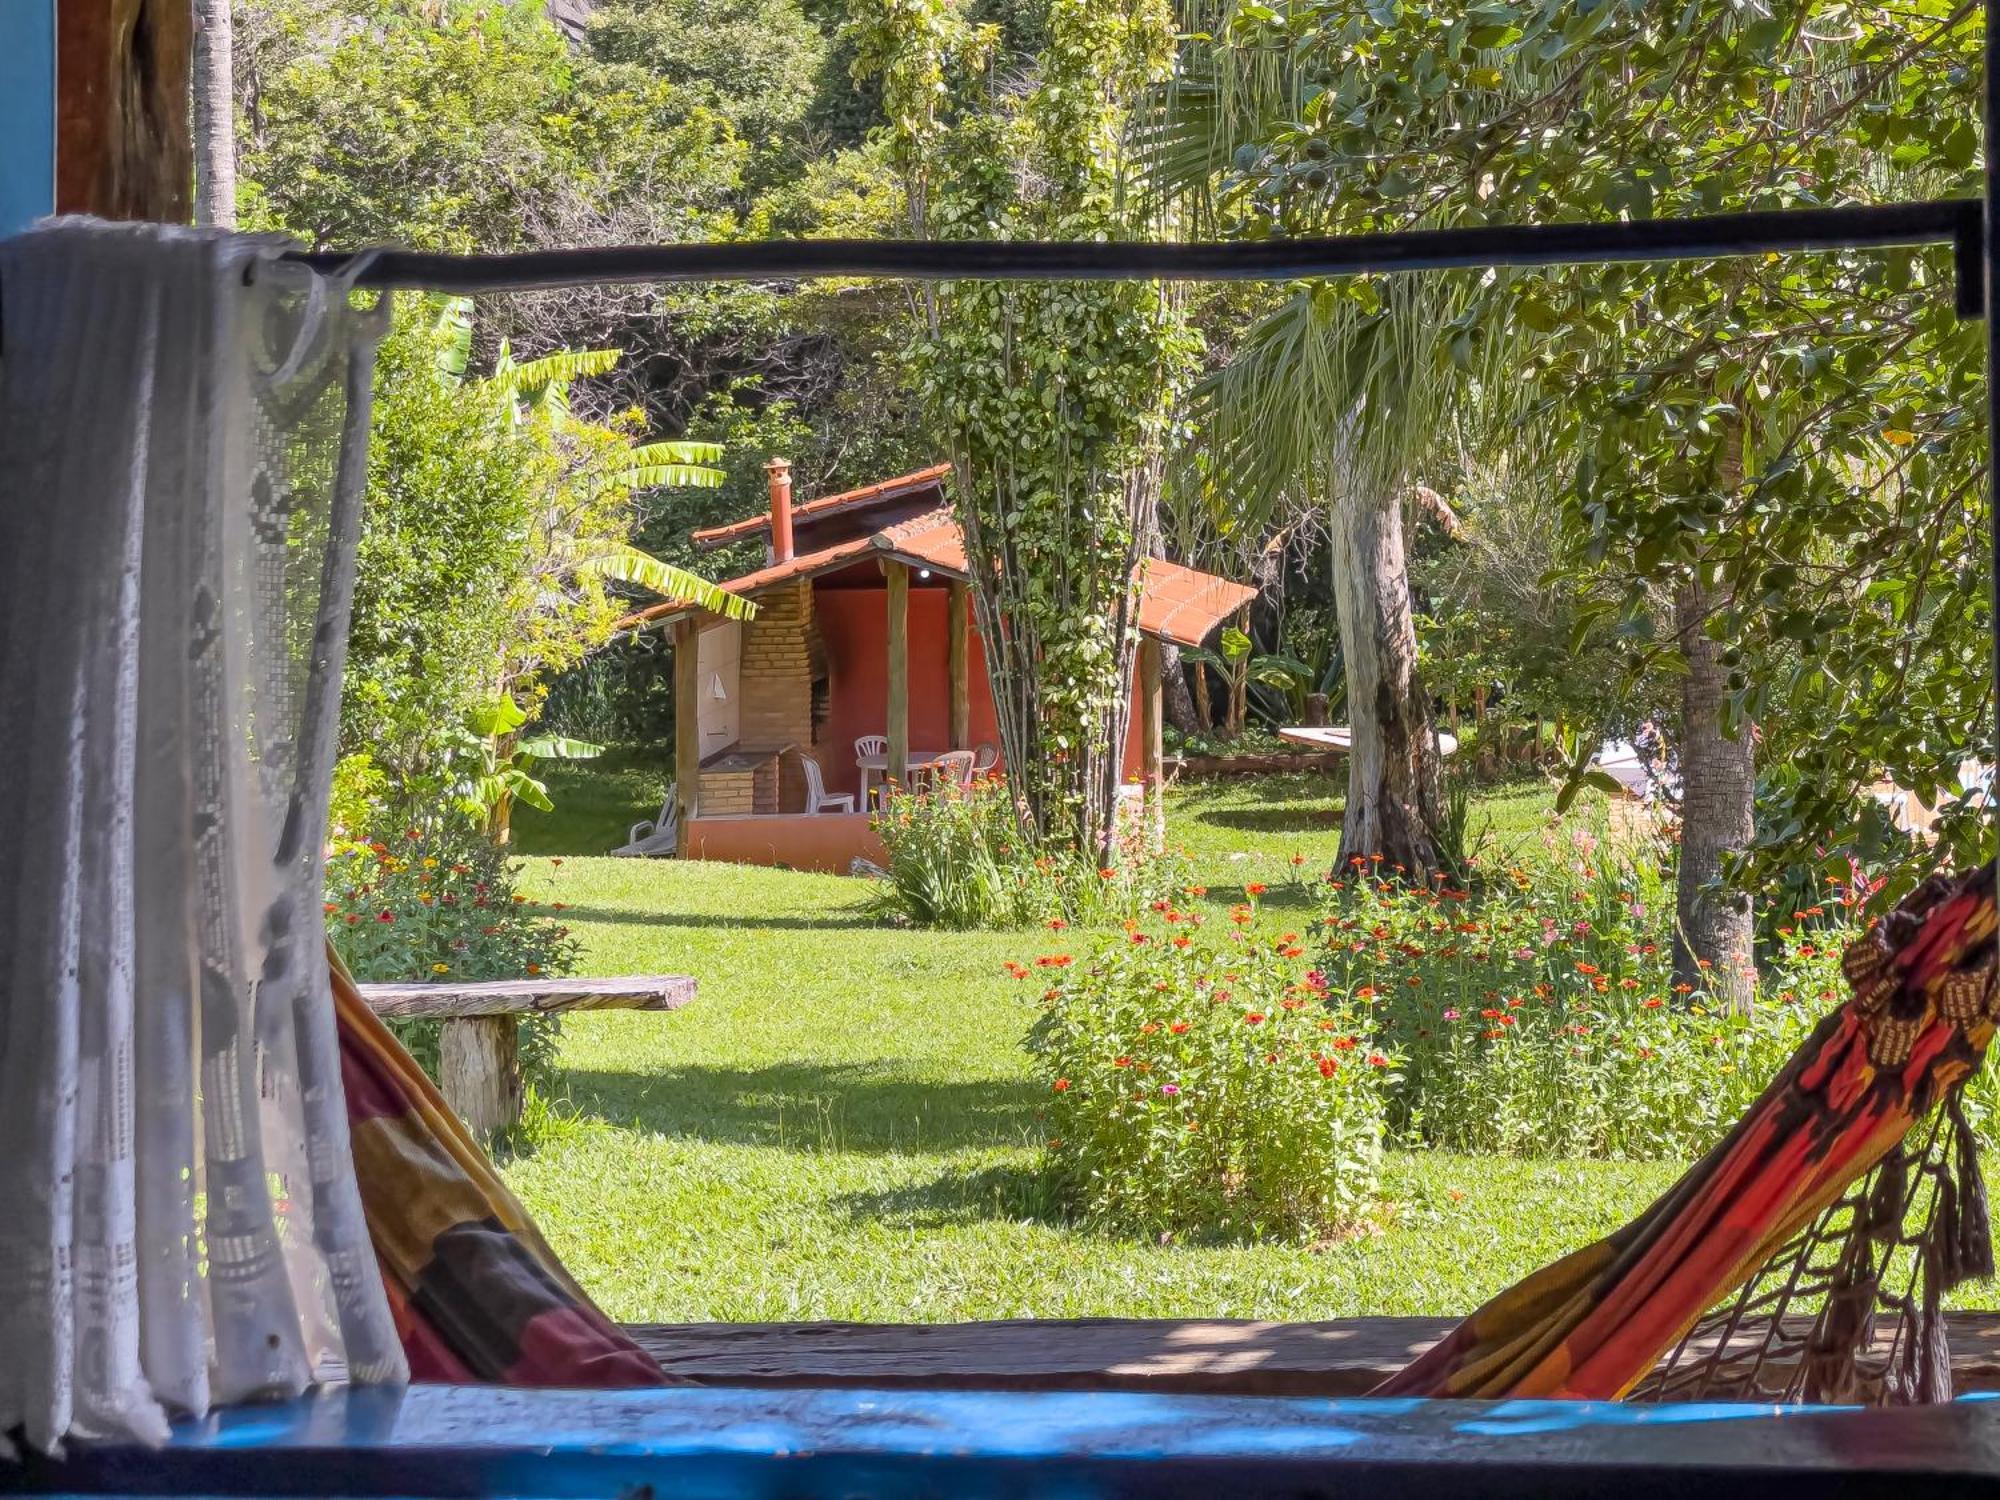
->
left=440, top=1016, right=520, bottom=1139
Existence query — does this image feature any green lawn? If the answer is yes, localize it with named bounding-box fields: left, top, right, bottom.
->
left=503, top=769, right=1684, bottom=1325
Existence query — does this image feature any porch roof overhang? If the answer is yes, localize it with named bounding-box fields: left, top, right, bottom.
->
left=689, top=464, right=954, bottom=551
left=617, top=509, right=1256, bottom=650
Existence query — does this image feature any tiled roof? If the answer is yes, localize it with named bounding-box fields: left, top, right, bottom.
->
left=618, top=499, right=1256, bottom=649
left=689, top=464, right=953, bottom=550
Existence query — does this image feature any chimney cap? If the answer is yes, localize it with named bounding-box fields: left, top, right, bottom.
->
left=765, top=455, right=793, bottom=474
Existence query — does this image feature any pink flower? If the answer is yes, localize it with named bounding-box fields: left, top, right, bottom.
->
left=1160, top=1083, right=1180, bottom=1096
left=1442, top=1008, right=1461, bottom=1020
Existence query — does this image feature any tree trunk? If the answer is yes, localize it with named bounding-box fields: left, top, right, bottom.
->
left=1161, top=641, right=1201, bottom=734
left=1191, top=661, right=1212, bottom=734
left=1672, top=579, right=1757, bottom=1013
left=1225, top=605, right=1250, bottom=736
left=193, top=0, right=235, bottom=228
left=1331, top=491, right=1442, bottom=876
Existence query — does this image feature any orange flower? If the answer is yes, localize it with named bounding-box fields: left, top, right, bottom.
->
left=1169, top=1020, right=1190, bottom=1034
left=1318, top=1056, right=1338, bottom=1078
left=1114, top=1056, right=1132, bottom=1068
left=1245, top=882, right=1268, bottom=896
left=1243, top=1012, right=1266, bottom=1026
left=1053, top=1079, right=1071, bottom=1092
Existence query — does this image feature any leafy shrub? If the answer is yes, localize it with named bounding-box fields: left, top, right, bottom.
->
left=325, top=821, right=579, bottom=1089
left=1025, top=894, right=1391, bottom=1242
left=1316, top=835, right=1845, bottom=1159
left=871, top=776, right=1187, bottom=930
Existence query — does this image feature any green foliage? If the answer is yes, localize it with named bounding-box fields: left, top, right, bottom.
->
left=1177, top=0, right=1990, bottom=906
left=1026, top=893, right=1391, bottom=1242
left=586, top=0, right=830, bottom=186
left=242, top=0, right=743, bottom=252
left=1317, top=830, right=1856, bottom=1159
left=870, top=777, right=1190, bottom=929
left=855, top=0, right=1203, bottom=852
left=344, top=297, right=738, bottom=812
left=325, top=822, right=582, bottom=1091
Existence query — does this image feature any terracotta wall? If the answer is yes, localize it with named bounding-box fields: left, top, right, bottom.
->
left=810, top=581, right=1144, bottom=799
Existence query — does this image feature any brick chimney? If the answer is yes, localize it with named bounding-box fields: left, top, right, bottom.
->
left=765, top=457, right=794, bottom=564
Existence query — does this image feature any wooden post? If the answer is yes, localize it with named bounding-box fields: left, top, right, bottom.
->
left=440, top=1017, right=519, bottom=1141
left=1139, top=634, right=1165, bottom=847
left=947, top=579, right=970, bottom=751
left=886, top=562, right=910, bottom=791
left=57, top=0, right=193, bottom=221
left=674, top=617, right=701, bottom=856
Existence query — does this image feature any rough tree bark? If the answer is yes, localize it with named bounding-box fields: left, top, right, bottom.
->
left=193, top=0, right=236, bottom=228
left=1672, top=578, right=1757, bottom=1013
left=1331, top=491, right=1442, bottom=876
left=57, top=0, right=192, bottom=221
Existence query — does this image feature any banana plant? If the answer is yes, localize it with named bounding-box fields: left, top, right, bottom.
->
left=460, top=694, right=604, bottom=842
left=1183, top=626, right=1315, bottom=735
left=427, top=296, right=754, bottom=623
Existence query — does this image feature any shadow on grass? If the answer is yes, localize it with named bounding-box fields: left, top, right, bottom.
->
left=542, top=904, right=881, bottom=932
left=1190, top=801, right=1344, bottom=835
left=559, top=1062, right=1044, bottom=1153
left=832, top=1160, right=1068, bottom=1230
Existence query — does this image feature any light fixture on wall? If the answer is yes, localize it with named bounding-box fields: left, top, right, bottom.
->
left=918, top=568, right=932, bottom=580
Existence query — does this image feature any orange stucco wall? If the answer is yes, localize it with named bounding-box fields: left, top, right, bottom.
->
left=810, top=580, right=1144, bottom=798
left=684, top=813, right=886, bottom=873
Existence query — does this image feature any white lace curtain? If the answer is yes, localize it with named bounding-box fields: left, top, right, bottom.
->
left=0, top=219, right=407, bottom=1455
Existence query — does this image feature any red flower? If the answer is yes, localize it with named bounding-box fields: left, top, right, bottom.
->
left=1641, top=997, right=1664, bottom=1009
left=377, top=909, right=395, bottom=924
left=1245, top=883, right=1268, bottom=896
left=1367, top=1052, right=1389, bottom=1067
left=1317, top=1056, right=1338, bottom=1078
left=1053, top=1078, right=1072, bottom=1092
left=1243, top=1012, right=1266, bottom=1026
left=1169, top=1020, right=1190, bottom=1034
left=1113, top=1056, right=1133, bottom=1068
left=1003, top=961, right=1029, bottom=979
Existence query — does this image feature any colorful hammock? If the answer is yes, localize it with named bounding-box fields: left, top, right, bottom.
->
left=331, top=949, right=670, bottom=1387
left=1377, top=864, right=1998, bottom=1403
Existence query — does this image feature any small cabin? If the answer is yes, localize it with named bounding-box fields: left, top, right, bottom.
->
left=623, top=460, right=1257, bottom=871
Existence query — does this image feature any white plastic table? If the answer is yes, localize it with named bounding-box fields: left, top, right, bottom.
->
left=856, top=748, right=949, bottom=808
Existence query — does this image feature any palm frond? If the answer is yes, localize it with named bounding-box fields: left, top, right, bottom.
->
left=580, top=545, right=757, bottom=620
left=606, top=442, right=728, bottom=492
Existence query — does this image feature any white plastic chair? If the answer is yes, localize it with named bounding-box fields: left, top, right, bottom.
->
left=970, top=742, right=999, bottom=776
left=854, top=734, right=889, bottom=808
left=801, top=754, right=856, bottom=814
left=927, top=749, right=977, bottom=791
left=610, top=785, right=679, bottom=857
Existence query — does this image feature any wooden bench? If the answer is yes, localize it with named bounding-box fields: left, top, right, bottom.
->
left=357, top=975, right=696, bottom=1137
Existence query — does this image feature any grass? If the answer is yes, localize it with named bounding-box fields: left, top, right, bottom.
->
left=501, top=767, right=1688, bottom=1325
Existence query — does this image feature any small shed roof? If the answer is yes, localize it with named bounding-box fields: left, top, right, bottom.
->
left=621, top=482, right=1257, bottom=650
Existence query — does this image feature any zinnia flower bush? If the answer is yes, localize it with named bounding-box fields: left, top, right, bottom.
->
left=325, top=819, right=578, bottom=1086
left=1317, top=836, right=1854, bottom=1159
left=1025, top=893, right=1391, bottom=1242
left=872, top=775, right=1188, bottom=929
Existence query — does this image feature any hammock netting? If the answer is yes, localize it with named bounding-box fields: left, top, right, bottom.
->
left=334, top=864, right=1997, bottom=1402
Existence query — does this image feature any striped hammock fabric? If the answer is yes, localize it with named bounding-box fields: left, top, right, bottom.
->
left=330, top=949, right=670, bottom=1387
left=1378, top=865, right=1998, bottom=1402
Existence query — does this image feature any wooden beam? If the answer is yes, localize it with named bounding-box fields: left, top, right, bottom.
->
left=886, top=561, right=910, bottom=790
left=674, top=618, right=701, bottom=856
left=1139, top=634, right=1164, bottom=846
left=946, top=579, right=970, bottom=751
left=621, top=1312, right=2000, bottom=1399
left=56, top=0, right=192, bottom=221
left=355, top=975, right=698, bottom=1020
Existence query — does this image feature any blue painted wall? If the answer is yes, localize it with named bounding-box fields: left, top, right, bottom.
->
left=0, top=0, right=56, bottom=236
